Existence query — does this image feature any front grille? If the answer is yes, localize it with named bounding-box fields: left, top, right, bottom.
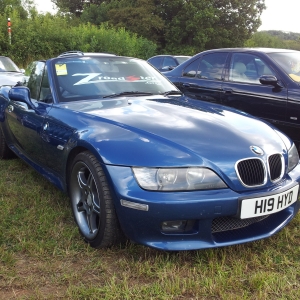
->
left=268, top=154, right=283, bottom=181
left=212, top=215, right=268, bottom=233
left=236, top=158, right=265, bottom=186
left=236, top=154, right=284, bottom=187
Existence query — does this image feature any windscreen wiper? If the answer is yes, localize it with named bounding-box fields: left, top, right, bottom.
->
left=161, top=90, right=183, bottom=96
left=103, top=91, right=154, bottom=98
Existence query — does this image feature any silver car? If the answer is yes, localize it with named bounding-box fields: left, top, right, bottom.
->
left=0, top=56, right=26, bottom=87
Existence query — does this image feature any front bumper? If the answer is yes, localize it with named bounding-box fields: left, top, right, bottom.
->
left=105, top=164, right=300, bottom=251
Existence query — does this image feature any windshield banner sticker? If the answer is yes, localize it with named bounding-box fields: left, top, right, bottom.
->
left=70, top=73, right=161, bottom=85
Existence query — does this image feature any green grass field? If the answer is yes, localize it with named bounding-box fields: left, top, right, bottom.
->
left=0, top=159, right=299, bottom=299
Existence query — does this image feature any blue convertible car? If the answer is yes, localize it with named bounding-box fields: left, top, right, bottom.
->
left=0, top=51, right=300, bottom=251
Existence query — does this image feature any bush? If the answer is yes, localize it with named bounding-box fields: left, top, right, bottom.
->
left=0, top=11, right=157, bottom=67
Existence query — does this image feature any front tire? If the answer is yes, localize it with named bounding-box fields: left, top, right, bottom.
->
left=69, top=151, right=125, bottom=248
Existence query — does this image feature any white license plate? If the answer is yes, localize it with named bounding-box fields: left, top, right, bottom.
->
left=240, top=185, right=299, bottom=219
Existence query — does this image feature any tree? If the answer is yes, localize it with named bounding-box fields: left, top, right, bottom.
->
left=53, top=0, right=266, bottom=54
left=245, top=31, right=300, bottom=51
left=51, top=0, right=104, bottom=16
left=1, top=0, right=30, bottom=19
left=205, top=0, right=266, bottom=49
left=156, top=0, right=216, bottom=53
left=244, top=32, right=285, bottom=48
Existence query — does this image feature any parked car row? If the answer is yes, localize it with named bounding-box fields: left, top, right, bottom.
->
left=147, top=55, right=191, bottom=72
left=0, top=50, right=299, bottom=251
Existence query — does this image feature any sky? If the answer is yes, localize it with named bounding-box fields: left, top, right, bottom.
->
left=258, top=0, right=299, bottom=32
left=34, top=0, right=299, bottom=33
left=34, top=0, right=57, bottom=14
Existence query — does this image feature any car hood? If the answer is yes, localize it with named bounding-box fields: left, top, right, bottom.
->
left=0, top=72, right=24, bottom=86
left=59, top=97, right=289, bottom=182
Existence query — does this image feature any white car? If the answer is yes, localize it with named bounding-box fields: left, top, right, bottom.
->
left=0, top=56, right=26, bottom=87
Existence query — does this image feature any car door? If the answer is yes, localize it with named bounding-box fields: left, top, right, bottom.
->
left=221, top=52, right=287, bottom=126
left=283, top=88, right=300, bottom=149
left=176, top=52, right=229, bottom=105
left=5, top=61, right=51, bottom=166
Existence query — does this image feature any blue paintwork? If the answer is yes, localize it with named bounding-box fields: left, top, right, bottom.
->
left=0, top=53, right=300, bottom=251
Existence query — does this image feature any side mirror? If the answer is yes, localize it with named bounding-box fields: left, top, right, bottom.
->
left=162, top=65, right=176, bottom=71
left=8, top=86, right=35, bottom=109
left=259, top=75, right=283, bottom=88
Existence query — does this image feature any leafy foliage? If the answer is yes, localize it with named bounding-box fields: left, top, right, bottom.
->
left=1, top=0, right=29, bottom=19
left=0, top=4, right=156, bottom=67
left=71, top=0, right=266, bottom=54
left=245, top=31, right=300, bottom=50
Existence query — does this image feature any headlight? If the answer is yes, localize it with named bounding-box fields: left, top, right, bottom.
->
left=288, top=143, right=299, bottom=173
left=132, top=167, right=227, bottom=191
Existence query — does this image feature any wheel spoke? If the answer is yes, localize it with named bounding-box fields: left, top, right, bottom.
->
left=87, top=172, right=101, bottom=214
left=87, top=172, right=94, bottom=191
left=75, top=167, right=100, bottom=234
left=86, top=210, right=94, bottom=234
left=78, top=170, right=88, bottom=190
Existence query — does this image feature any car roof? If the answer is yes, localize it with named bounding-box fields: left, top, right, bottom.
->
left=57, top=51, right=117, bottom=57
left=148, top=55, right=190, bottom=58
left=199, top=47, right=299, bottom=54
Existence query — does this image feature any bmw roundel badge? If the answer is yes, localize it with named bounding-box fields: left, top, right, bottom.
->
left=250, top=146, right=264, bottom=155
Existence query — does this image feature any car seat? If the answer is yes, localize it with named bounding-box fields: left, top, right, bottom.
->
left=231, top=62, right=248, bottom=81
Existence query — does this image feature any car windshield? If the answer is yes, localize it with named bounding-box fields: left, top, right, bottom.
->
left=268, top=52, right=300, bottom=83
left=0, top=56, right=21, bottom=72
left=52, top=56, right=177, bottom=102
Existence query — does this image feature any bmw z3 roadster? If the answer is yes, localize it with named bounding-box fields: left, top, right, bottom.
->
left=0, top=51, right=299, bottom=251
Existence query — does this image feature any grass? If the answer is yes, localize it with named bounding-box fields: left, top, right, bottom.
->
left=0, top=159, right=299, bottom=299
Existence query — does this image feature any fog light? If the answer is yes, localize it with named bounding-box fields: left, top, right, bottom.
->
left=162, top=220, right=187, bottom=232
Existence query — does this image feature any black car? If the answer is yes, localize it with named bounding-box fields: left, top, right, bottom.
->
left=147, top=55, right=191, bottom=72
left=164, top=48, right=300, bottom=151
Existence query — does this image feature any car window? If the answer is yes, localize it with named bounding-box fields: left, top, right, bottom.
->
left=52, top=57, right=176, bottom=102
left=148, top=57, right=163, bottom=69
left=38, top=66, right=52, bottom=103
left=182, top=58, right=201, bottom=78
left=268, top=52, right=300, bottom=83
left=27, top=61, right=45, bottom=100
left=229, top=53, right=275, bottom=83
left=163, top=57, right=176, bottom=68
left=201, top=53, right=227, bottom=80
left=183, top=53, right=227, bottom=80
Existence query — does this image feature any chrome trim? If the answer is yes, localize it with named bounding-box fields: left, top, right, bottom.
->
left=235, top=157, right=267, bottom=188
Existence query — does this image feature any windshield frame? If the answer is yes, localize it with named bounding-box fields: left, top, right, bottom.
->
left=50, top=56, right=178, bottom=103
